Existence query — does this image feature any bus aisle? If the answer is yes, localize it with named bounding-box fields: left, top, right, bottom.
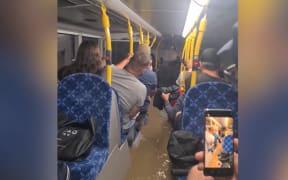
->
left=126, top=102, right=171, bottom=180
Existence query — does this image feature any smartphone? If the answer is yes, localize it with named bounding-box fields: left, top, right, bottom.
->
left=204, top=109, right=234, bottom=177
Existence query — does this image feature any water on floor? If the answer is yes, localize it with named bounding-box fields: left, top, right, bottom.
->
left=125, top=105, right=172, bottom=180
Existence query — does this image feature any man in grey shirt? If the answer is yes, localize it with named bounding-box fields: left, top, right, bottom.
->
left=111, top=45, right=151, bottom=145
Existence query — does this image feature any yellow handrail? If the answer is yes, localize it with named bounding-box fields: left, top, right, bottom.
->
left=181, top=38, right=187, bottom=61
left=190, top=15, right=207, bottom=88
left=189, top=28, right=197, bottom=64
left=101, top=4, right=112, bottom=85
left=179, top=34, right=191, bottom=94
left=127, top=19, right=133, bottom=54
left=139, top=25, right=144, bottom=44
left=143, top=31, right=150, bottom=45
left=150, top=34, right=157, bottom=48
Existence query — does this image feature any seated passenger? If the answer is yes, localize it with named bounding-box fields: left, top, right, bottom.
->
left=137, top=58, right=158, bottom=130
left=161, top=48, right=224, bottom=130
left=58, top=40, right=105, bottom=81
left=111, top=45, right=151, bottom=145
left=176, top=60, right=192, bottom=86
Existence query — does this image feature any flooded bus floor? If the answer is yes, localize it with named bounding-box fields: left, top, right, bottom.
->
left=125, top=103, right=172, bottom=180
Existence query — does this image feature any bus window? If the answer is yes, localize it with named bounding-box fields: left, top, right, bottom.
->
left=57, top=33, right=75, bottom=70
left=82, top=36, right=98, bottom=43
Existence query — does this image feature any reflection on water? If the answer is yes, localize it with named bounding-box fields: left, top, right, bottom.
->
left=125, top=105, right=172, bottom=180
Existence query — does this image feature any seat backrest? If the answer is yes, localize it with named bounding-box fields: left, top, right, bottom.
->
left=58, top=73, right=112, bottom=148
left=222, top=134, right=233, bottom=153
left=109, top=89, right=123, bottom=149
left=182, top=82, right=238, bottom=138
left=112, top=89, right=126, bottom=144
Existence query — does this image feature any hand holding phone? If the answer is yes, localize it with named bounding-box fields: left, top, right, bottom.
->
left=204, top=109, right=235, bottom=177
left=187, top=139, right=238, bottom=180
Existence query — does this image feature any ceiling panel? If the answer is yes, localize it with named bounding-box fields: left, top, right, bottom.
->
left=202, top=0, right=238, bottom=50
left=58, top=0, right=238, bottom=51
left=121, top=0, right=190, bottom=35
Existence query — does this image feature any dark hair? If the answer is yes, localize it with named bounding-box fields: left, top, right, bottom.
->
left=200, top=48, right=220, bottom=70
left=58, top=41, right=104, bottom=81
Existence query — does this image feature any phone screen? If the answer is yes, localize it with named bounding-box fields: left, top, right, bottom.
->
left=204, top=109, right=234, bottom=175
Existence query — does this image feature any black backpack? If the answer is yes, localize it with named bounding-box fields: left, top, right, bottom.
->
left=58, top=112, right=96, bottom=161
left=58, top=161, right=70, bottom=180
left=167, top=130, right=203, bottom=176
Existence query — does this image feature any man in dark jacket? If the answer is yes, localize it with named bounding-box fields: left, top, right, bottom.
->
left=161, top=48, right=224, bottom=130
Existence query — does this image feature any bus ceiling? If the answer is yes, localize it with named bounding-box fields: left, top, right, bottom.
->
left=58, top=0, right=161, bottom=37
left=58, top=0, right=237, bottom=50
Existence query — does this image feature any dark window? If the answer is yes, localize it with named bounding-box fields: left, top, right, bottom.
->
left=82, top=37, right=98, bottom=43
left=57, top=33, right=75, bottom=70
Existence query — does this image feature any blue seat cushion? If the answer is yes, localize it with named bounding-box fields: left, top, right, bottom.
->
left=58, top=73, right=112, bottom=148
left=182, top=82, right=238, bottom=138
left=223, top=135, right=233, bottom=153
left=67, top=146, right=109, bottom=180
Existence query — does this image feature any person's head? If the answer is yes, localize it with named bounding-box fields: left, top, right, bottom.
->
left=73, top=40, right=104, bottom=75
left=148, top=58, right=153, bottom=71
left=208, top=127, right=214, bottom=133
left=126, top=44, right=151, bottom=76
left=199, top=48, right=220, bottom=71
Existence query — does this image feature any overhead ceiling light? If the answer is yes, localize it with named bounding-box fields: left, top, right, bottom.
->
left=182, top=0, right=209, bottom=38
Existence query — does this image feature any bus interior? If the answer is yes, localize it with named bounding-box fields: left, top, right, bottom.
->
left=58, top=0, right=238, bottom=179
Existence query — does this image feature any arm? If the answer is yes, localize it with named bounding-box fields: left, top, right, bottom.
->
left=129, top=105, right=140, bottom=120
left=163, top=99, right=177, bottom=121
left=115, top=53, right=133, bottom=69
left=163, top=94, right=185, bottom=121
left=188, top=139, right=239, bottom=180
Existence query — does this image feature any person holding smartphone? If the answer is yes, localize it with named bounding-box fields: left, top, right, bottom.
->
left=187, top=138, right=238, bottom=180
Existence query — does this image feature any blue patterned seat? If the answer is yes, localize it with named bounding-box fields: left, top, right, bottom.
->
left=222, top=134, right=233, bottom=153
left=182, top=82, right=238, bottom=138
left=173, top=82, right=237, bottom=180
left=58, top=73, right=112, bottom=180
left=112, top=89, right=126, bottom=145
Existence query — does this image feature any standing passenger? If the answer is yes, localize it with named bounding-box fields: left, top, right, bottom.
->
left=58, top=40, right=105, bottom=81
left=161, top=48, right=224, bottom=130
left=111, top=45, right=151, bottom=145
left=136, top=58, right=158, bottom=130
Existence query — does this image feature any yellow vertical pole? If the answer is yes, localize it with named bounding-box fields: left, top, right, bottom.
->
left=180, top=38, right=187, bottom=78
left=181, top=38, right=187, bottom=60
left=150, top=34, right=157, bottom=48
left=189, top=28, right=197, bottom=65
left=144, top=31, right=150, bottom=45
left=187, top=28, right=197, bottom=89
left=101, top=4, right=112, bottom=85
left=139, top=25, right=144, bottom=44
left=190, top=15, right=207, bottom=87
left=185, top=35, right=191, bottom=63
left=155, top=39, right=162, bottom=71
left=179, top=34, right=191, bottom=94
left=127, top=19, right=133, bottom=54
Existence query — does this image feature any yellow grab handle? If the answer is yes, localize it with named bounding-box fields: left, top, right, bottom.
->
left=150, top=34, right=157, bottom=48
left=189, top=28, right=197, bottom=64
left=190, top=15, right=207, bottom=88
left=101, top=4, right=112, bottom=85
left=101, top=4, right=111, bottom=51
left=144, top=32, right=150, bottom=45
left=128, top=19, right=133, bottom=54
left=139, top=25, right=144, bottom=44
